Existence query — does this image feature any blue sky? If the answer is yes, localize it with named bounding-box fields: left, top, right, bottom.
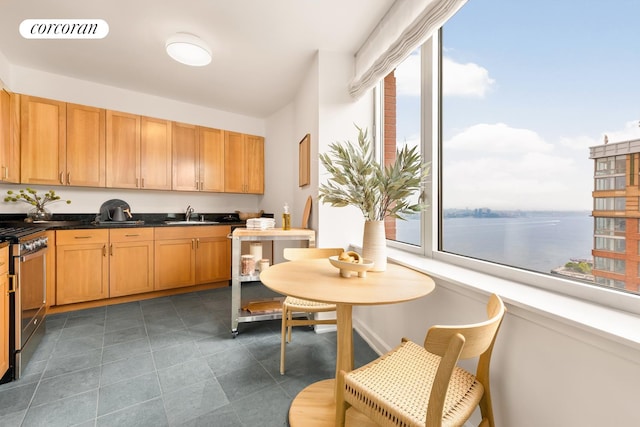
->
left=395, top=0, right=640, bottom=210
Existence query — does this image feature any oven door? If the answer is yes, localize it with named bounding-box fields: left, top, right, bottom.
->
left=14, top=246, right=47, bottom=353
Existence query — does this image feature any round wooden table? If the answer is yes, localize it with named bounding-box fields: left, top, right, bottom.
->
left=259, top=259, right=435, bottom=426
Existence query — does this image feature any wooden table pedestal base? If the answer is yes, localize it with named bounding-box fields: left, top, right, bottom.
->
left=288, top=379, right=378, bottom=427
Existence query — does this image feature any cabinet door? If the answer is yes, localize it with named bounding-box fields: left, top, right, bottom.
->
left=110, top=240, right=154, bottom=297
left=154, top=238, right=195, bottom=290
left=141, top=117, right=172, bottom=190
left=172, top=122, right=199, bottom=191
left=56, top=243, right=109, bottom=304
left=195, top=236, right=231, bottom=284
left=0, top=90, right=20, bottom=183
left=199, top=127, right=224, bottom=192
left=66, top=103, right=106, bottom=187
left=106, top=110, right=141, bottom=189
left=0, top=246, right=9, bottom=379
left=224, top=131, right=245, bottom=193
left=245, top=134, right=264, bottom=194
left=20, top=96, right=66, bottom=185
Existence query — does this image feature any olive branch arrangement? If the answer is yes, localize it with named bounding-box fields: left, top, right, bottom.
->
left=4, top=188, right=71, bottom=210
left=318, top=126, right=429, bottom=221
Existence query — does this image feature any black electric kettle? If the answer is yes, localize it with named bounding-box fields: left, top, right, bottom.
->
left=108, top=206, right=127, bottom=222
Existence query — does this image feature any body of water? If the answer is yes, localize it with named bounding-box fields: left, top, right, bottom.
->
left=396, top=212, right=593, bottom=274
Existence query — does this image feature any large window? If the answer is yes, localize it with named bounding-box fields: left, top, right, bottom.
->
left=438, top=0, right=640, bottom=297
left=382, top=50, right=423, bottom=247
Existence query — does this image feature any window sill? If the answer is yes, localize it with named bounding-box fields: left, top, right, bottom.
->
left=384, top=247, right=640, bottom=355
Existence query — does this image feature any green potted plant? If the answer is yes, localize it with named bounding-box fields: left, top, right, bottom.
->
left=319, top=126, right=429, bottom=271
left=4, top=188, right=71, bottom=221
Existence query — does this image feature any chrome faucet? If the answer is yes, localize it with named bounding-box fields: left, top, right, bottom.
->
left=185, top=205, right=195, bottom=221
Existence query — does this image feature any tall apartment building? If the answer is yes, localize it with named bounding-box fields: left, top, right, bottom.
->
left=590, top=138, right=640, bottom=293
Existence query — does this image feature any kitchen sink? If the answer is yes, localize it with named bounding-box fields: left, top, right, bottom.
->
left=163, top=220, right=220, bottom=225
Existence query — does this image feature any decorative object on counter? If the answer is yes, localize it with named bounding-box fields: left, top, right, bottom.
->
left=282, top=203, right=291, bottom=230
left=241, top=254, right=256, bottom=275
left=318, top=125, right=430, bottom=271
left=329, top=252, right=374, bottom=278
left=246, top=217, right=275, bottom=230
left=235, top=210, right=264, bottom=221
left=96, top=199, right=140, bottom=224
left=3, top=188, right=71, bottom=222
left=249, top=242, right=262, bottom=262
left=258, top=258, right=270, bottom=272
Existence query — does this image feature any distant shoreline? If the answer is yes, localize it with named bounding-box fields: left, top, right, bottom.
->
left=443, top=208, right=591, bottom=219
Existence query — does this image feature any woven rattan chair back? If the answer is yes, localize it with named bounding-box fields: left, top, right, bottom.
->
left=337, top=294, right=506, bottom=427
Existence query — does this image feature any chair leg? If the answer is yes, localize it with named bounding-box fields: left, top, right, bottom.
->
left=287, top=310, right=293, bottom=342
left=335, top=370, right=349, bottom=427
left=280, top=306, right=288, bottom=375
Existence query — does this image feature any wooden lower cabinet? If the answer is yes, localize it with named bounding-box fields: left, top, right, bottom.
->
left=155, top=226, right=230, bottom=290
left=56, top=229, right=109, bottom=306
left=0, top=245, right=9, bottom=379
left=109, top=228, right=154, bottom=297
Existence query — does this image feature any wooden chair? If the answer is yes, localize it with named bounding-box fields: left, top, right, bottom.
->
left=280, top=247, right=344, bottom=375
left=336, top=294, right=506, bottom=427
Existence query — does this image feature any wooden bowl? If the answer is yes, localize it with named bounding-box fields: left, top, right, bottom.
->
left=328, top=256, right=374, bottom=278
left=235, top=210, right=264, bottom=221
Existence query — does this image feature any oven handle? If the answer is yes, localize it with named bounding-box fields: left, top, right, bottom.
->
left=19, top=246, right=48, bottom=263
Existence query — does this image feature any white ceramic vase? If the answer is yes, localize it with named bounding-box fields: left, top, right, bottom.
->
left=362, top=220, right=387, bottom=272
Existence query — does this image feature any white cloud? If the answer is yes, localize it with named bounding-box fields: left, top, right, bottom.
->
left=394, top=55, right=495, bottom=98
left=446, top=123, right=553, bottom=153
left=602, top=120, right=640, bottom=144
left=443, top=123, right=591, bottom=210
left=443, top=57, right=494, bottom=98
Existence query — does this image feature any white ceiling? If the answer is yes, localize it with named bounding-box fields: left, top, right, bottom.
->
left=0, top=0, right=394, bottom=118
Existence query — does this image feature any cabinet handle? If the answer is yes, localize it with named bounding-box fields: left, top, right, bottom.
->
left=200, top=181, right=203, bottom=190
left=141, top=178, right=145, bottom=188
left=125, top=234, right=140, bottom=237
left=74, top=236, right=93, bottom=239
left=67, top=172, right=71, bottom=185
left=191, top=239, right=195, bottom=250
left=196, top=238, right=200, bottom=249
left=103, top=245, right=107, bottom=257
left=8, top=275, right=15, bottom=293
left=2, top=166, right=7, bottom=179
left=109, top=244, right=113, bottom=256
left=59, top=171, right=64, bottom=184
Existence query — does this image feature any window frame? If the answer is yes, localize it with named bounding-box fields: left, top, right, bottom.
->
left=378, top=29, right=640, bottom=316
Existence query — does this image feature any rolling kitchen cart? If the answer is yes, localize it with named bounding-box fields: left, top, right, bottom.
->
left=230, top=227, right=315, bottom=336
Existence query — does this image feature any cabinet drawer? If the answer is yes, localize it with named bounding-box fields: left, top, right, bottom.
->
left=110, top=228, right=154, bottom=243
left=56, top=229, right=109, bottom=245
left=155, top=225, right=230, bottom=240
left=0, top=245, right=8, bottom=275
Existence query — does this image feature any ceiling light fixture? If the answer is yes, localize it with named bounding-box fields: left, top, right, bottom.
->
left=165, top=33, right=211, bottom=67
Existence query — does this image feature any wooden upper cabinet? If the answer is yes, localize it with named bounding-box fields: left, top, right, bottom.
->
left=224, top=131, right=264, bottom=194
left=20, top=96, right=66, bottom=185
left=106, top=112, right=171, bottom=190
left=172, top=122, right=199, bottom=191
left=200, top=127, right=225, bottom=192
left=21, top=96, right=105, bottom=187
left=0, top=90, right=20, bottom=183
left=66, top=103, right=106, bottom=187
left=106, top=110, right=141, bottom=188
left=245, top=134, right=264, bottom=194
left=173, top=123, right=224, bottom=192
left=140, top=116, right=172, bottom=190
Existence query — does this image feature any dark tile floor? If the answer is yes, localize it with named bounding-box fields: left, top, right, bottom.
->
left=0, top=282, right=378, bottom=427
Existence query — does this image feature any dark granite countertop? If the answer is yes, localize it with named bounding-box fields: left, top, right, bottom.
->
left=0, top=212, right=268, bottom=230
